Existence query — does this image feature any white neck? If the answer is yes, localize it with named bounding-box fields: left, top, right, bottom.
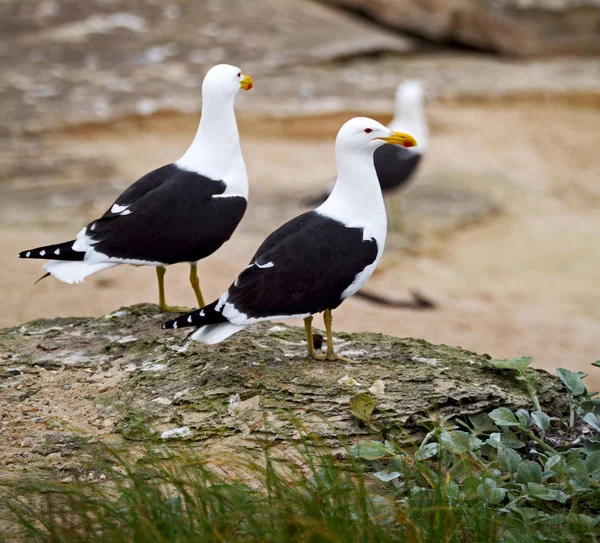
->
left=176, top=96, right=248, bottom=198
left=317, top=148, right=387, bottom=251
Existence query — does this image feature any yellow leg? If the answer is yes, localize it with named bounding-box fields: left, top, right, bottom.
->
left=304, top=316, right=325, bottom=360
left=189, top=263, right=206, bottom=308
left=323, top=309, right=356, bottom=363
left=155, top=266, right=191, bottom=313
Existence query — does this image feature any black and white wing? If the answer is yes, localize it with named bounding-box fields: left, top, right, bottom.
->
left=221, top=211, right=378, bottom=319
left=373, top=144, right=421, bottom=194
left=79, top=165, right=247, bottom=264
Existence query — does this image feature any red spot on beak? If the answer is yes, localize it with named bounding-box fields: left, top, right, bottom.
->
left=402, top=141, right=415, bottom=148
left=247, top=82, right=253, bottom=90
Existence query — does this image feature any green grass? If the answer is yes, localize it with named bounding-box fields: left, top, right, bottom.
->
left=1, top=358, right=599, bottom=542
left=1, top=442, right=508, bottom=543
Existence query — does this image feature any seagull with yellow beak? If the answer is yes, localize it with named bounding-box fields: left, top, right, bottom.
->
left=19, top=64, right=253, bottom=312
left=163, top=117, right=417, bottom=361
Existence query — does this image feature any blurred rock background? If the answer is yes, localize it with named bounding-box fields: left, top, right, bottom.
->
left=1, top=0, right=599, bottom=385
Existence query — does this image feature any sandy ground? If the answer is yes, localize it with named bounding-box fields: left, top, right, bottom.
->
left=1, top=103, right=600, bottom=389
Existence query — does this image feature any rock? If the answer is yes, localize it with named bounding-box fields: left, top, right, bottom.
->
left=0, top=304, right=569, bottom=467
left=0, top=0, right=418, bottom=136
left=320, top=0, right=600, bottom=56
left=20, top=437, right=34, bottom=448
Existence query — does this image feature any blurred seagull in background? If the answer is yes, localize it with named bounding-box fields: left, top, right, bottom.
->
left=305, top=80, right=427, bottom=206
left=162, top=117, right=417, bottom=361
left=19, top=64, right=253, bottom=312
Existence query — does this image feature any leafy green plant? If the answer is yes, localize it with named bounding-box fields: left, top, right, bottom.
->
left=347, top=360, right=600, bottom=542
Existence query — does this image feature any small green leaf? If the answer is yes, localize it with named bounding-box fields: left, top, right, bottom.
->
left=515, top=409, right=530, bottom=428
left=446, top=480, right=461, bottom=502
left=500, top=430, right=527, bottom=449
left=530, top=411, right=550, bottom=432
left=372, top=470, right=401, bottom=482
left=592, top=360, right=600, bottom=368
left=518, top=461, right=543, bottom=484
left=526, top=482, right=568, bottom=503
left=489, top=357, right=533, bottom=373
left=350, top=393, right=376, bottom=425
left=545, top=455, right=564, bottom=472
left=584, top=412, right=600, bottom=433
left=499, top=446, right=523, bottom=474
left=476, top=478, right=506, bottom=504
left=440, top=430, right=482, bottom=454
left=485, top=433, right=502, bottom=449
left=489, top=408, right=520, bottom=427
left=349, top=440, right=389, bottom=460
left=586, top=450, right=600, bottom=474
left=570, top=476, right=590, bottom=491
left=556, top=368, right=586, bottom=396
left=415, top=442, right=438, bottom=460
left=467, top=413, right=499, bottom=435
left=485, top=431, right=526, bottom=450
left=583, top=439, right=600, bottom=454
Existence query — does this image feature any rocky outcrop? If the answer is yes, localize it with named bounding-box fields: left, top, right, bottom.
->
left=0, top=304, right=568, bottom=472
left=321, top=0, right=600, bottom=56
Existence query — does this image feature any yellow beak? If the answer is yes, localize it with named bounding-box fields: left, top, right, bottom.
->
left=240, top=74, right=253, bottom=91
left=377, top=131, right=417, bottom=148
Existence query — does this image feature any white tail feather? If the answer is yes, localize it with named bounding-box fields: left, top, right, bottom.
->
left=190, top=322, right=246, bottom=344
left=43, top=260, right=118, bottom=284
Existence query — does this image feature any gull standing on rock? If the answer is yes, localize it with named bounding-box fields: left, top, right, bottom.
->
left=19, top=64, right=253, bottom=312
left=162, top=117, right=417, bottom=361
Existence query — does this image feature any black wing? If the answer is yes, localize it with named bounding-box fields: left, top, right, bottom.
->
left=225, top=211, right=378, bottom=318
left=373, top=145, right=421, bottom=194
left=84, top=166, right=247, bottom=264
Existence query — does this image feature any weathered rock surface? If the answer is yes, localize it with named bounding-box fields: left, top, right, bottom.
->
left=0, top=304, right=568, bottom=472
left=321, top=0, right=600, bottom=56
left=2, top=0, right=599, bottom=140
left=0, top=0, right=419, bottom=136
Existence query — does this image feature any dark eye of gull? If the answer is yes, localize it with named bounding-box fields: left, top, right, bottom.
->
left=364, top=128, right=373, bottom=134
left=237, top=72, right=241, bottom=77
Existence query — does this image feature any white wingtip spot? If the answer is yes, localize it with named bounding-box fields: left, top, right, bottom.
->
left=187, top=315, right=192, bottom=323
left=110, top=203, right=129, bottom=214
left=54, top=249, right=60, bottom=255
left=26, top=252, right=31, bottom=257
left=256, top=261, right=275, bottom=269
left=39, top=250, right=46, bottom=256
left=90, top=223, right=96, bottom=231
left=173, top=322, right=178, bottom=329
left=199, top=310, right=205, bottom=317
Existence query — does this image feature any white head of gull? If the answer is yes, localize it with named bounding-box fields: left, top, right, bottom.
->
left=317, top=117, right=416, bottom=248
left=176, top=64, right=253, bottom=198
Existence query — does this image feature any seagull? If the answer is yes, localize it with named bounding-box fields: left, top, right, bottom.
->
left=162, top=117, right=417, bottom=361
left=304, top=80, right=427, bottom=206
left=19, top=64, right=253, bottom=312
